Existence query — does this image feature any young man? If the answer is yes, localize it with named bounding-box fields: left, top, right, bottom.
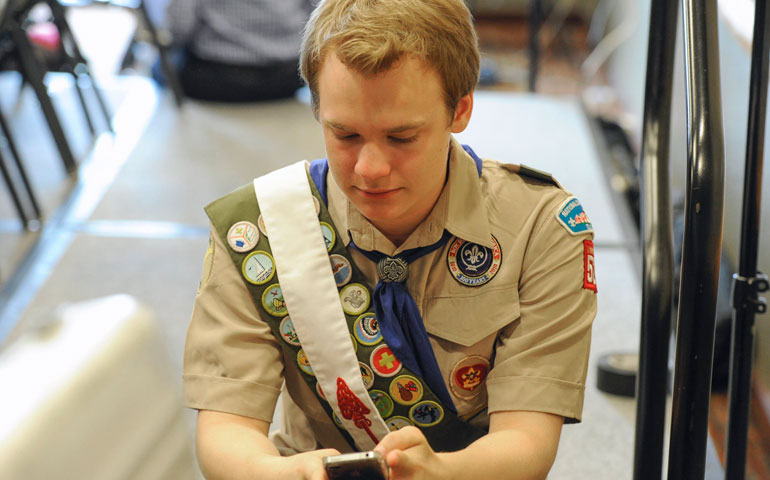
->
left=183, top=1, right=597, bottom=478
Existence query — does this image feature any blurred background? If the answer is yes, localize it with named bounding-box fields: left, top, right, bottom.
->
left=0, top=0, right=768, bottom=478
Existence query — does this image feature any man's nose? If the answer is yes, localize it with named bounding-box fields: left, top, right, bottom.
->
left=354, top=143, right=391, bottom=182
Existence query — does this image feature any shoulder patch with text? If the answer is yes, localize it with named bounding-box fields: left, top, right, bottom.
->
left=555, top=196, right=593, bottom=236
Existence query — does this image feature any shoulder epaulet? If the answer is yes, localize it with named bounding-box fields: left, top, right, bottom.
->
left=518, top=164, right=559, bottom=186
left=501, top=163, right=561, bottom=187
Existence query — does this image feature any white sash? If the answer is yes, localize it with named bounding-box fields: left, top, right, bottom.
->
left=253, top=161, right=390, bottom=450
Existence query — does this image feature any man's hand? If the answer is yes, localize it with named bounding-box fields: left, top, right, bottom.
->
left=197, top=410, right=341, bottom=480
left=373, top=426, right=449, bottom=480
left=372, top=411, right=563, bottom=480
left=270, top=448, right=341, bottom=480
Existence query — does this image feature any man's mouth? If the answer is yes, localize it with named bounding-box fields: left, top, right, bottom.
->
left=355, top=187, right=400, bottom=199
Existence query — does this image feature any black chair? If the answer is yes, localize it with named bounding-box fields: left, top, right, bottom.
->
left=0, top=0, right=113, bottom=175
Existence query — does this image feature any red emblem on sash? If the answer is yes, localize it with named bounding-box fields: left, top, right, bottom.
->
left=336, top=377, right=379, bottom=444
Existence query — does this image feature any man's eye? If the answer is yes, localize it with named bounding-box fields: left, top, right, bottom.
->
left=389, top=135, right=417, bottom=144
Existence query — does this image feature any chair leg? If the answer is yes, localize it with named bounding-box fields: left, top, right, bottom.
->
left=136, top=0, right=184, bottom=106
left=47, top=0, right=113, bottom=131
left=10, top=18, right=78, bottom=176
left=0, top=148, right=31, bottom=229
left=69, top=70, right=96, bottom=135
left=0, top=109, right=42, bottom=222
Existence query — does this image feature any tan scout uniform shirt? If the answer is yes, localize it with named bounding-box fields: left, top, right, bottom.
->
left=183, top=137, right=597, bottom=454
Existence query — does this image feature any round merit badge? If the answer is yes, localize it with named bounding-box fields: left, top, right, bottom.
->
left=354, top=313, right=382, bottom=346
left=297, top=349, right=314, bottom=376
left=227, top=221, right=259, bottom=252
left=386, top=416, right=413, bottom=432
left=340, top=283, right=370, bottom=316
left=446, top=235, right=502, bottom=287
left=409, top=401, right=444, bottom=427
left=389, top=375, right=423, bottom=406
left=369, top=390, right=395, bottom=418
left=320, top=222, right=336, bottom=252
left=359, top=362, right=375, bottom=390
left=241, top=251, right=275, bottom=285
left=279, top=316, right=301, bottom=346
left=261, top=284, right=288, bottom=317
left=370, top=344, right=402, bottom=377
left=257, top=215, right=268, bottom=237
left=329, top=254, right=352, bottom=287
left=450, top=356, right=490, bottom=399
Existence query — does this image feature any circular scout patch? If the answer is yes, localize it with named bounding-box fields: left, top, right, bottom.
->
left=297, top=349, right=314, bottom=376
left=359, top=362, right=375, bottom=390
left=329, top=254, right=353, bottom=287
left=409, top=401, right=444, bottom=427
left=389, top=375, right=423, bottom=406
left=370, top=344, right=402, bottom=377
left=227, top=221, right=259, bottom=252
left=369, top=390, right=395, bottom=418
left=354, top=313, right=382, bottom=346
left=261, top=284, right=288, bottom=317
left=279, top=316, right=301, bottom=346
left=257, top=215, right=268, bottom=237
left=313, top=195, right=321, bottom=216
left=316, top=381, right=326, bottom=400
left=340, top=283, right=370, bottom=316
left=320, top=222, right=336, bottom=252
left=332, top=411, right=343, bottom=427
left=385, top=416, right=413, bottom=432
left=446, top=235, right=502, bottom=287
left=241, top=251, right=275, bottom=285
left=450, top=356, right=490, bottom=399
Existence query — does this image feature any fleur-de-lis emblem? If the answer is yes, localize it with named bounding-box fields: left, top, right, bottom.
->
left=463, top=245, right=486, bottom=271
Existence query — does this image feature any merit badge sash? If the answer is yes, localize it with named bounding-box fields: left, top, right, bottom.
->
left=254, top=161, right=389, bottom=451
left=206, top=162, right=486, bottom=453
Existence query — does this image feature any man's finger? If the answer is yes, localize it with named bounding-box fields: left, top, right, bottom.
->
left=385, top=449, right=416, bottom=478
left=375, top=426, right=424, bottom=454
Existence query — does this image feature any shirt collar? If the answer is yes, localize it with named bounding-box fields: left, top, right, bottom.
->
left=326, top=136, right=493, bottom=255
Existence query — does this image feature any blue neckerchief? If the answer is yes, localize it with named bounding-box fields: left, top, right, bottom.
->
left=308, top=144, right=484, bottom=414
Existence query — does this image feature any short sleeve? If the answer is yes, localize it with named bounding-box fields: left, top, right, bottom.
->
left=182, top=225, right=285, bottom=422
left=486, top=196, right=596, bottom=423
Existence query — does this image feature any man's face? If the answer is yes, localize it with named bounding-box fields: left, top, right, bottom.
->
left=317, top=53, right=473, bottom=243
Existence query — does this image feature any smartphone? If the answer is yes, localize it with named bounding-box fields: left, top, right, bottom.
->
left=323, top=451, right=389, bottom=480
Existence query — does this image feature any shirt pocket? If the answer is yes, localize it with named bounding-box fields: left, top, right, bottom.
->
left=423, top=286, right=520, bottom=346
left=422, top=287, right=520, bottom=418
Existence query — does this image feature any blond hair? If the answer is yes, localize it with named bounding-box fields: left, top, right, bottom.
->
left=300, top=0, right=480, bottom=118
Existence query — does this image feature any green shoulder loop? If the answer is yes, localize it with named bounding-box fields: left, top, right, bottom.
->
left=518, top=164, right=559, bottom=187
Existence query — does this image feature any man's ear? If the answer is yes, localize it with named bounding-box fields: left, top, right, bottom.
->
left=450, top=91, right=474, bottom=133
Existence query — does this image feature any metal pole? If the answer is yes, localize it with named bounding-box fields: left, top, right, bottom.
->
left=633, top=0, right=678, bottom=478
left=528, top=0, right=541, bottom=92
left=667, top=0, right=725, bottom=478
left=724, top=0, right=770, bottom=477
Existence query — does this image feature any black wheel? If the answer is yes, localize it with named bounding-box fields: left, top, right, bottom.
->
left=597, top=352, right=637, bottom=398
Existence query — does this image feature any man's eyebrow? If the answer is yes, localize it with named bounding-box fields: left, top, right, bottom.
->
left=385, top=122, right=426, bottom=134
left=325, top=121, right=354, bottom=132
left=323, top=121, right=426, bottom=133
